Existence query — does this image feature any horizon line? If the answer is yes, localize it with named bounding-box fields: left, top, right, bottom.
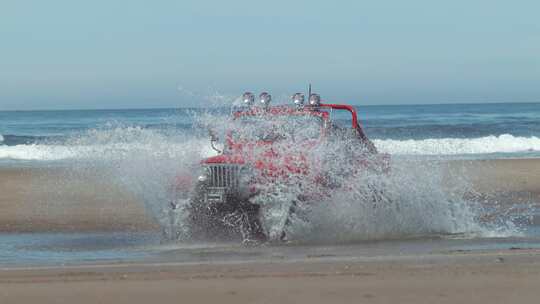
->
left=1, top=100, right=539, bottom=112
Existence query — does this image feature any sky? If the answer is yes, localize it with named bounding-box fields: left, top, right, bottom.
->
left=1, top=0, right=539, bottom=110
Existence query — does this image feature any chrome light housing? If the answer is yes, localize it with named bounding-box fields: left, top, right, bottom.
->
left=259, top=92, right=271, bottom=108
left=292, top=93, right=304, bottom=107
left=309, top=93, right=321, bottom=106
left=239, top=166, right=255, bottom=184
left=197, top=166, right=210, bottom=183
left=242, top=92, right=255, bottom=106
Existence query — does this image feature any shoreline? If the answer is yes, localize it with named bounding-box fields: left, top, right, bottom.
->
left=1, top=249, right=540, bottom=303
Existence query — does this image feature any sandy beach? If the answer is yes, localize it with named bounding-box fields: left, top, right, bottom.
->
left=1, top=158, right=540, bottom=303
left=0, top=166, right=158, bottom=232
left=1, top=249, right=540, bottom=303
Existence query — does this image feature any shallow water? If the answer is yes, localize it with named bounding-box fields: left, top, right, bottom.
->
left=0, top=232, right=158, bottom=266
left=2, top=222, right=540, bottom=268
left=1, top=233, right=540, bottom=268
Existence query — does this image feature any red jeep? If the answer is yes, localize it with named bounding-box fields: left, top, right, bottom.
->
left=171, top=92, right=389, bottom=242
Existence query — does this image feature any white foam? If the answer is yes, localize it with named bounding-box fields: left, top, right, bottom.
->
left=374, top=134, right=540, bottom=155
left=0, top=134, right=4, bottom=143
left=0, top=144, right=74, bottom=161
left=1, top=134, right=539, bottom=161
left=0, top=125, right=215, bottom=162
left=0, top=142, right=215, bottom=161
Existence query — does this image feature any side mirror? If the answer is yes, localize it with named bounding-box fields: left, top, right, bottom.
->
left=209, top=129, right=219, bottom=142
left=208, top=129, right=222, bottom=153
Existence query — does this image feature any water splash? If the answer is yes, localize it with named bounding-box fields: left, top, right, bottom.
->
left=44, top=109, right=528, bottom=243
left=284, top=160, right=483, bottom=243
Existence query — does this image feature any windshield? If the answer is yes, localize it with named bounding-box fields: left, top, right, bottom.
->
left=231, top=114, right=323, bottom=142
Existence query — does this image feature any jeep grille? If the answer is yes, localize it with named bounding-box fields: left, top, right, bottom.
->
left=205, top=164, right=241, bottom=189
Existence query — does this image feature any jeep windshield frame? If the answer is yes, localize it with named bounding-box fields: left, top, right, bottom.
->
left=229, top=106, right=330, bottom=143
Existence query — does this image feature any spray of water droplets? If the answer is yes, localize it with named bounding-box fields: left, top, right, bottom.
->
left=53, top=107, right=528, bottom=243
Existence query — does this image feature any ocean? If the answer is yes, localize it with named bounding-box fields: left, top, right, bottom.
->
left=1, top=102, right=540, bottom=163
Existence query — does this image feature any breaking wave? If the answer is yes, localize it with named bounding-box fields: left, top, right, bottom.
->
left=1, top=134, right=539, bottom=161
left=0, top=128, right=215, bottom=161
left=375, top=134, right=540, bottom=156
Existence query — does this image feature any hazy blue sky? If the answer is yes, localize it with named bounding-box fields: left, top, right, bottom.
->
left=1, top=0, right=539, bottom=110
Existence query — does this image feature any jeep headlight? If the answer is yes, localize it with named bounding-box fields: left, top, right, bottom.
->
left=238, top=166, right=255, bottom=193
left=239, top=166, right=255, bottom=183
left=198, top=167, right=210, bottom=183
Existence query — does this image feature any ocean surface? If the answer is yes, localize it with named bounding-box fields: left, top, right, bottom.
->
left=1, top=102, right=540, bottom=163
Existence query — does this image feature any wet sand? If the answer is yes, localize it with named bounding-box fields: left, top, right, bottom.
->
left=0, top=166, right=158, bottom=232
left=1, top=250, right=540, bottom=303
left=1, top=158, right=539, bottom=232
left=452, top=158, right=540, bottom=202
